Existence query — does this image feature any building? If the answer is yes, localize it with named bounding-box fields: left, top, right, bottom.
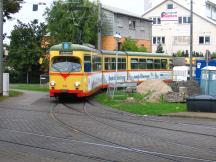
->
left=206, top=0, right=216, bottom=21
left=142, top=0, right=216, bottom=54
left=101, top=5, right=152, bottom=52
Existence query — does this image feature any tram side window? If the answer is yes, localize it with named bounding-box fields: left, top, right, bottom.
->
left=104, top=57, right=119, bottom=70
left=104, top=58, right=111, bottom=70
left=139, top=59, right=146, bottom=69
left=84, top=55, right=91, bottom=72
left=169, top=59, right=173, bottom=69
left=154, top=59, right=161, bottom=69
left=104, top=57, right=116, bottom=70
left=118, top=58, right=126, bottom=70
left=92, top=56, right=102, bottom=71
left=111, top=58, right=116, bottom=70
left=147, top=59, right=154, bottom=69
left=161, top=59, right=168, bottom=69
left=131, top=58, right=139, bottom=69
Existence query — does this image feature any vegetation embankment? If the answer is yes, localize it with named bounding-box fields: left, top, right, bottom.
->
left=95, top=92, right=186, bottom=116
left=0, top=90, right=23, bottom=102
left=10, top=84, right=49, bottom=92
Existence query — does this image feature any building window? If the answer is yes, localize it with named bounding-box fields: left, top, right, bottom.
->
left=152, top=17, right=161, bottom=25
left=199, top=36, right=210, bottom=44
left=178, top=16, right=191, bottom=24
left=129, top=20, right=136, bottom=29
left=167, top=4, right=173, bottom=9
left=153, top=37, right=157, bottom=44
left=153, top=36, right=165, bottom=44
left=213, top=7, right=216, bottom=20
left=117, top=18, right=123, bottom=28
left=205, top=36, right=210, bottom=44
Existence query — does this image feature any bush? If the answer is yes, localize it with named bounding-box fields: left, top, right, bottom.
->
left=121, top=38, right=147, bottom=52
left=211, top=52, right=216, bottom=59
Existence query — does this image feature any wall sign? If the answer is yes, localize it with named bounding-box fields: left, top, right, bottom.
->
left=161, top=11, right=178, bottom=21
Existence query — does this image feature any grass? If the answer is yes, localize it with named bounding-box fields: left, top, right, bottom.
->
left=0, top=90, right=23, bottom=101
left=95, top=92, right=187, bottom=116
left=10, top=84, right=49, bottom=92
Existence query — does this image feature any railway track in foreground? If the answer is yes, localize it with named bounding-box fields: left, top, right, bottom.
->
left=52, top=100, right=216, bottom=162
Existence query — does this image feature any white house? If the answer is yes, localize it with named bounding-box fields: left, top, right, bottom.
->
left=142, top=0, right=216, bottom=55
left=206, top=0, right=216, bottom=21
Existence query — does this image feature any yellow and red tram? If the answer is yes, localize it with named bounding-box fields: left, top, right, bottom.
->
left=49, top=42, right=172, bottom=98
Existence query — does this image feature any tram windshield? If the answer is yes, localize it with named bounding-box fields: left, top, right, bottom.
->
left=51, top=57, right=81, bottom=72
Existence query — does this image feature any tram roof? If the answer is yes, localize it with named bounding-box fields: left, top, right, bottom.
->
left=101, top=50, right=126, bottom=55
left=50, top=43, right=98, bottom=52
left=126, top=51, right=172, bottom=57
left=101, top=50, right=172, bottom=57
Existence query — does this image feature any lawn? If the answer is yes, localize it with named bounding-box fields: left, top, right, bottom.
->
left=95, top=92, right=187, bottom=116
left=10, top=84, right=49, bottom=92
left=0, top=90, right=23, bottom=101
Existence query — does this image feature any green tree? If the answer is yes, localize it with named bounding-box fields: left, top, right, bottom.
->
left=45, top=0, right=98, bottom=45
left=121, top=38, right=147, bottom=52
left=211, top=52, right=216, bottom=59
left=156, top=43, right=164, bottom=53
left=3, top=0, right=23, bottom=21
left=8, top=20, right=47, bottom=83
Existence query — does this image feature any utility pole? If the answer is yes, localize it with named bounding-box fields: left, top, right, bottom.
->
left=0, top=0, right=3, bottom=95
left=97, top=2, right=102, bottom=50
left=189, top=0, right=193, bottom=80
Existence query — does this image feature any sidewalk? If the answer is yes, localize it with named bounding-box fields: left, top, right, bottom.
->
left=167, top=112, right=216, bottom=119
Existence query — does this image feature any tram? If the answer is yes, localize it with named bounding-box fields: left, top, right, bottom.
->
left=49, top=42, right=173, bottom=98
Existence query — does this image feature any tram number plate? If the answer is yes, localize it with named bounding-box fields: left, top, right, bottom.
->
left=60, top=52, right=73, bottom=56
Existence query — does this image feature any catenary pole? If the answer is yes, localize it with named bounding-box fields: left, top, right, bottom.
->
left=97, top=2, right=102, bottom=50
left=0, top=0, right=3, bottom=95
left=189, top=0, right=193, bottom=80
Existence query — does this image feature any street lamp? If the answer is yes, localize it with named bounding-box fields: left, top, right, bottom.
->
left=0, top=0, right=3, bottom=95
left=114, top=32, right=121, bottom=85
left=189, top=0, right=193, bottom=80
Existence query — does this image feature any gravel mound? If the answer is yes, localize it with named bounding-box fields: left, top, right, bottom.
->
left=137, top=80, right=173, bottom=102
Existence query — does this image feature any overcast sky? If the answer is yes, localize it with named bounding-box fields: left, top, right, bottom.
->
left=4, top=0, right=206, bottom=44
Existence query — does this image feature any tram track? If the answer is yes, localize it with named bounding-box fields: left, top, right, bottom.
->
left=84, top=101, right=216, bottom=152
left=0, top=137, right=119, bottom=162
left=88, top=100, right=216, bottom=131
left=59, top=101, right=216, bottom=162
left=52, top=102, right=183, bottom=162
left=0, top=103, right=120, bottom=162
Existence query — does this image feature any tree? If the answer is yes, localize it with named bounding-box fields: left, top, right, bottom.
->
left=156, top=43, right=164, bottom=53
left=45, top=0, right=98, bottom=45
left=3, top=0, right=23, bottom=21
left=211, top=52, right=216, bottom=59
left=8, top=20, right=47, bottom=83
left=121, top=38, right=147, bottom=52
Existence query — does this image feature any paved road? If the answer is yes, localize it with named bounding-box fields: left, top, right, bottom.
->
left=0, top=91, right=216, bottom=162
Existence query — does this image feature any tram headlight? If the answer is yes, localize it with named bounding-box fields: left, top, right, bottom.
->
left=74, top=81, right=80, bottom=88
left=50, top=81, right=56, bottom=87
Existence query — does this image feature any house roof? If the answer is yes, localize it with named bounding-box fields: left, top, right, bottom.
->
left=142, top=0, right=216, bottom=25
left=102, top=5, right=152, bottom=22
left=206, top=0, right=216, bottom=5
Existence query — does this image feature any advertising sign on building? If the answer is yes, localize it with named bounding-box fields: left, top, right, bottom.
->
left=161, top=11, right=178, bottom=21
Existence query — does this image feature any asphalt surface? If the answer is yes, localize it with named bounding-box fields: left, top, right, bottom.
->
left=0, top=91, right=216, bottom=162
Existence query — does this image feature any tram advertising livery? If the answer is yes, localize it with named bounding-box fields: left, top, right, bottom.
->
left=49, top=42, right=173, bottom=98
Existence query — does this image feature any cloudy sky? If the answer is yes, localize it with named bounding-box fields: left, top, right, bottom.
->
left=4, top=0, right=206, bottom=44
